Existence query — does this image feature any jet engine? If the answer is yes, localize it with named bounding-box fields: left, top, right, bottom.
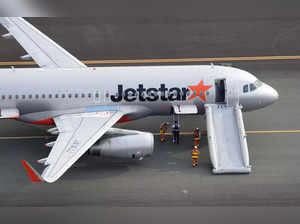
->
left=87, top=128, right=154, bottom=160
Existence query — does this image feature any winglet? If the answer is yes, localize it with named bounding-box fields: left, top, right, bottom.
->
left=21, top=160, right=43, bottom=182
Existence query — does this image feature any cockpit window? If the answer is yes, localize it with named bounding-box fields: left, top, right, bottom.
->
left=249, top=80, right=263, bottom=92
left=250, top=83, right=256, bottom=91
left=254, top=80, right=263, bottom=88
left=243, top=80, right=263, bottom=93
left=243, top=84, right=248, bottom=93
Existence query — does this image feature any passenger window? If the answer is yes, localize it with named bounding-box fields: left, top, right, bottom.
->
left=8, top=95, right=12, bottom=100
left=55, top=94, right=59, bottom=98
left=75, top=93, right=78, bottom=98
left=250, top=83, right=256, bottom=91
left=81, top=93, right=85, bottom=98
left=243, top=84, right=248, bottom=93
left=15, top=95, right=19, bottom=99
left=49, top=94, right=52, bottom=99
left=35, top=94, right=39, bottom=99
left=22, top=95, right=26, bottom=99
left=2, top=95, right=5, bottom=100
left=28, top=94, right=32, bottom=99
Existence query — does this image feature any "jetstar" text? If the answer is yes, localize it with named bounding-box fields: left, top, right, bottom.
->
left=110, top=84, right=191, bottom=102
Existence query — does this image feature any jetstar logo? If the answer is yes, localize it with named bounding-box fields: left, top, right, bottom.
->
left=110, top=82, right=212, bottom=102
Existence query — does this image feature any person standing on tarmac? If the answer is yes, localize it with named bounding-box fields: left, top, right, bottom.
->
left=172, top=120, right=180, bottom=144
left=191, top=146, right=200, bottom=167
left=160, top=122, right=168, bottom=143
left=193, top=128, right=201, bottom=147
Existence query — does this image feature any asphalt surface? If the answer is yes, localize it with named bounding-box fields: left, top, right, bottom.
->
left=0, top=10, right=300, bottom=222
left=1, top=15, right=300, bottom=63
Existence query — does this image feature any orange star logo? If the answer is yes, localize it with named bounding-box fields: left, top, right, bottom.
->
left=188, top=80, right=212, bottom=102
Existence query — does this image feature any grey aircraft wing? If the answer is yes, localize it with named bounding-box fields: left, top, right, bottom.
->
left=0, top=17, right=86, bottom=68
left=40, top=110, right=123, bottom=183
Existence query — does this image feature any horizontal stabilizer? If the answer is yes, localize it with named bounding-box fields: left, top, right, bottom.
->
left=21, top=160, right=42, bottom=182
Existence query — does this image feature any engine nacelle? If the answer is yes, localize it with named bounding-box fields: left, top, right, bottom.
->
left=88, top=131, right=154, bottom=160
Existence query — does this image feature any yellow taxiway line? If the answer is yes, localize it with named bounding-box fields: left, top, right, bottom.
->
left=246, top=129, right=300, bottom=134
left=153, top=129, right=300, bottom=136
left=1, top=55, right=300, bottom=66
left=0, top=129, right=299, bottom=140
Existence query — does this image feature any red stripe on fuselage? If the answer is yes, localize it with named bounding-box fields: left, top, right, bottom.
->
left=7, top=116, right=20, bottom=119
left=28, top=118, right=55, bottom=125
left=117, top=115, right=134, bottom=123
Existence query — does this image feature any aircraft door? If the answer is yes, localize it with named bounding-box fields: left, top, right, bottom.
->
left=225, top=78, right=239, bottom=106
left=215, top=79, right=226, bottom=104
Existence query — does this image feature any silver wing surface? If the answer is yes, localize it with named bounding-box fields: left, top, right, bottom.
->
left=0, top=17, right=86, bottom=68
left=41, top=110, right=123, bottom=183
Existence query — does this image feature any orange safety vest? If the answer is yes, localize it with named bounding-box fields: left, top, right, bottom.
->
left=160, top=124, right=167, bottom=133
left=191, top=149, right=200, bottom=158
left=193, top=130, right=200, bottom=140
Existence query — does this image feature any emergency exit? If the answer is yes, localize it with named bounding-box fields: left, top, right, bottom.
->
left=215, top=79, right=226, bottom=103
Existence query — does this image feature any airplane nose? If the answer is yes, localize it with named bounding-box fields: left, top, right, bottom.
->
left=272, top=88, right=279, bottom=102
left=263, top=84, right=279, bottom=106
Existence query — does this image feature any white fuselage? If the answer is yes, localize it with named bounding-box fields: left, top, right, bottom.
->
left=0, top=65, right=278, bottom=124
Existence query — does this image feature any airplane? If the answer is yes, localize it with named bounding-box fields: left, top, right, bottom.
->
left=0, top=17, right=278, bottom=183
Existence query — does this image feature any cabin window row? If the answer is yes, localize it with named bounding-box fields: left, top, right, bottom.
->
left=1, top=93, right=101, bottom=100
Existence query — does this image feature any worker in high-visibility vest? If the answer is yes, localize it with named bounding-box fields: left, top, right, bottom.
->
left=191, top=146, right=200, bottom=167
left=193, top=128, right=201, bottom=147
left=172, top=120, right=180, bottom=144
left=160, top=122, right=168, bottom=143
